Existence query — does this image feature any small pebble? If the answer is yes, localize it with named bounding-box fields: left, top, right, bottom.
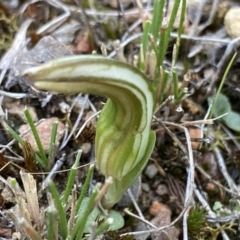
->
left=81, top=143, right=92, bottom=154
left=224, top=7, right=240, bottom=38
left=135, top=221, right=149, bottom=240
left=141, top=183, right=150, bottom=192
left=145, top=164, right=158, bottom=179
left=156, top=184, right=168, bottom=196
left=149, top=201, right=163, bottom=216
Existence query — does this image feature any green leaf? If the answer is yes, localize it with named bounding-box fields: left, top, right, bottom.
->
left=213, top=201, right=223, bottom=211
left=79, top=198, right=124, bottom=233
left=209, top=93, right=240, bottom=131
left=209, top=93, right=231, bottom=117
left=107, top=210, right=124, bottom=231
left=223, top=111, right=240, bottom=132
left=70, top=184, right=100, bottom=240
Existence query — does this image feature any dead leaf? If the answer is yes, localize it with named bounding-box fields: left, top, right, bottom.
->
left=20, top=170, right=39, bottom=223
left=13, top=36, right=73, bottom=76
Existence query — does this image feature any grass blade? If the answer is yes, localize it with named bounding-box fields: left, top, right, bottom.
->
left=24, top=108, right=48, bottom=169
left=3, top=122, right=45, bottom=167
left=75, top=164, right=94, bottom=213
left=48, top=121, right=58, bottom=169
left=70, top=183, right=100, bottom=240
left=62, top=150, right=82, bottom=205
left=48, top=181, right=68, bottom=239
left=150, top=0, right=164, bottom=40
left=46, top=206, right=58, bottom=240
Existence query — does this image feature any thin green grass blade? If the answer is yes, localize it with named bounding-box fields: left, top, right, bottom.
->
left=162, top=70, right=170, bottom=96
left=48, top=121, right=58, bottom=168
left=173, top=0, right=186, bottom=65
left=24, top=108, right=48, bottom=169
left=46, top=206, right=58, bottom=240
left=139, top=20, right=152, bottom=71
left=151, top=0, right=165, bottom=89
left=160, top=0, right=181, bottom=65
left=62, top=150, right=82, bottom=205
left=172, top=68, right=179, bottom=100
left=142, top=21, right=151, bottom=56
left=69, top=183, right=100, bottom=240
left=48, top=181, right=68, bottom=239
left=94, top=218, right=113, bottom=238
left=210, top=52, right=238, bottom=118
left=177, top=90, right=186, bottom=102
left=3, top=122, right=45, bottom=167
left=157, top=21, right=167, bottom=67
left=75, top=164, right=94, bottom=213
left=3, top=122, right=25, bottom=145
left=150, top=0, right=164, bottom=40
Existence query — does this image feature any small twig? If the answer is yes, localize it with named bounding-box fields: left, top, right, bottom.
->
left=76, top=110, right=100, bottom=138
left=108, top=33, right=142, bottom=58
left=126, top=188, right=150, bottom=226
left=150, top=158, right=166, bottom=177
left=124, top=208, right=158, bottom=229
left=154, top=95, right=174, bottom=115
left=135, top=0, right=145, bottom=27
left=0, top=19, right=33, bottom=84
left=113, top=40, right=127, bottom=62
left=0, top=175, right=17, bottom=197
left=182, top=207, right=191, bottom=240
left=182, top=125, right=195, bottom=240
left=60, top=94, right=89, bottom=150
left=210, top=36, right=240, bottom=88
left=170, top=32, right=231, bottom=44
left=160, top=122, right=188, bottom=155
left=72, top=5, right=153, bottom=17
left=117, top=0, right=129, bottom=32
left=0, top=119, right=45, bottom=154
left=152, top=119, right=195, bottom=240
left=120, top=204, right=190, bottom=237
left=169, top=123, right=194, bottom=240
left=32, top=0, right=70, bottom=34
left=153, top=114, right=228, bottom=133
left=195, top=163, right=240, bottom=198
left=198, top=0, right=219, bottom=32
left=77, top=0, right=96, bottom=48
left=30, top=161, right=94, bottom=175
left=207, top=214, right=240, bottom=223
left=87, top=0, right=98, bottom=22
left=0, top=90, right=35, bottom=99
left=220, top=124, right=240, bottom=150
left=121, top=18, right=142, bottom=41
left=188, top=0, right=207, bottom=36
left=194, top=185, right=230, bottom=240
left=39, top=154, right=66, bottom=196
left=213, top=147, right=240, bottom=195
left=94, top=177, right=112, bottom=206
